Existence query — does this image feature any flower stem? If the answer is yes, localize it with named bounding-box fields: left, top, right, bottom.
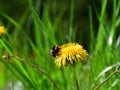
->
left=73, top=65, right=79, bottom=90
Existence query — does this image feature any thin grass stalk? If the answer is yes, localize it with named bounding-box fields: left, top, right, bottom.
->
left=14, top=56, right=59, bottom=90
left=2, top=54, right=59, bottom=90
left=69, top=0, right=74, bottom=42
left=94, top=64, right=120, bottom=90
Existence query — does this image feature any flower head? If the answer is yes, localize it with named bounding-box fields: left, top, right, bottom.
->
left=0, top=24, right=6, bottom=36
left=51, top=43, right=88, bottom=68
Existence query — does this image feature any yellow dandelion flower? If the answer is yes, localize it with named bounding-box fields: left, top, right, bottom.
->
left=0, top=24, right=6, bottom=36
left=51, top=43, right=89, bottom=68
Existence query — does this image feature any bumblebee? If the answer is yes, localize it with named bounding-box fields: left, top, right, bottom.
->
left=50, top=45, right=61, bottom=57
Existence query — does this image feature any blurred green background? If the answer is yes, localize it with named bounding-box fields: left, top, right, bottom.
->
left=0, top=0, right=120, bottom=90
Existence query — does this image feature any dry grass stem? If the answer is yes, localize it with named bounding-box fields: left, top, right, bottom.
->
left=94, top=64, right=120, bottom=90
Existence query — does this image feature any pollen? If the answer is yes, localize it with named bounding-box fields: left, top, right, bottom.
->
left=52, top=43, right=89, bottom=68
left=0, top=24, right=6, bottom=36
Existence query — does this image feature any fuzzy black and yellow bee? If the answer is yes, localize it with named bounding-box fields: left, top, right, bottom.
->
left=50, top=45, right=61, bottom=57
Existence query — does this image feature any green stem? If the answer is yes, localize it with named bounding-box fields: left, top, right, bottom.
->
left=73, top=65, right=79, bottom=90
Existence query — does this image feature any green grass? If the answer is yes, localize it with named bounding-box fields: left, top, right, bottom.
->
left=0, top=0, right=120, bottom=90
